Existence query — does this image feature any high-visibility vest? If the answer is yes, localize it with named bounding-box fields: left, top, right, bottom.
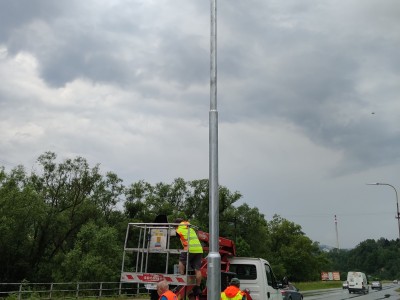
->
left=176, top=221, right=203, bottom=253
left=159, top=290, right=178, bottom=300
left=220, top=287, right=245, bottom=300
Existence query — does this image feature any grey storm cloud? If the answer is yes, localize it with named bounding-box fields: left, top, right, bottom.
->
left=1, top=0, right=400, bottom=249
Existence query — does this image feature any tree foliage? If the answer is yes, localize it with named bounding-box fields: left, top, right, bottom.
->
left=54, top=222, right=122, bottom=282
left=1, top=152, right=399, bottom=284
left=0, top=152, right=125, bottom=282
left=327, top=238, right=400, bottom=280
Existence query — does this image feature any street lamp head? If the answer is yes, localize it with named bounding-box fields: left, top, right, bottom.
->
left=366, top=183, right=380, bottom=185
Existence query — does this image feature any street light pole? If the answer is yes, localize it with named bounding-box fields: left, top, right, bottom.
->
left=208, top=1, right=221, bottom=300
left=367, top=182, right=400, bottom=240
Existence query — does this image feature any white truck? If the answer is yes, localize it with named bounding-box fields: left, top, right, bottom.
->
left=346, top=271, right=369, bottom=294
left=120, top=221, right=283, bottom=300
left=228, top=257, right=282, bottom=300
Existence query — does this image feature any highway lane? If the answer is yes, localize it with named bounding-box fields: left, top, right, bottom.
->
left=303, top=284, right=399, bottom=300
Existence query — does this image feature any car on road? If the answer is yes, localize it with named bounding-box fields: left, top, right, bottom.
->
left=342, top=281, right=348, bottom=289
left=280, top=284, right=303, bottom=300
left=393, top=279, right=398, bottom=284
left=371, top=281, right=382, bottom=290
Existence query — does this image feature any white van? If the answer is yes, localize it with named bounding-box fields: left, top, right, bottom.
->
left=347, top=271, right=369, bottom=294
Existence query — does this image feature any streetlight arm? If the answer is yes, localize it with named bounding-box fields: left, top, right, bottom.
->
left=366, top=182, right=400, bottom=240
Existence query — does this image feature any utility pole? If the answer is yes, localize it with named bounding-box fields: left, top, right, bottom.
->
left=334, top=215, right=340, bottom=251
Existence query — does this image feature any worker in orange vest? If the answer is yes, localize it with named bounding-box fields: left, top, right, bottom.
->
left=221, top=278, right=246, bottom=300
left=157, top=280, right=178, bottom=300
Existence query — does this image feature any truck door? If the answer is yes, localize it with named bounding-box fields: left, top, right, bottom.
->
left=264, top=263, right=282, bottom=300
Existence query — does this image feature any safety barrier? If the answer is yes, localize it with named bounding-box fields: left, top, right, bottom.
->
left=0, top=281, right=149, bottom=299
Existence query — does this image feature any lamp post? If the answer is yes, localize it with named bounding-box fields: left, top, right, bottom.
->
left=208, top=1, right=220, bottom=300
left=367, top=182, right=400, bottom=240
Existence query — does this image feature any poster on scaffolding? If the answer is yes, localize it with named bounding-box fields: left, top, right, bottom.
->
left=149, top=228, right=167, bottom=252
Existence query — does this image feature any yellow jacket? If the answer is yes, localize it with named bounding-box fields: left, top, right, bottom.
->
left=176, top=221, right=203, bottom=253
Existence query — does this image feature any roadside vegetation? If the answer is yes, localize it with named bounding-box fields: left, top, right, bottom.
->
left=1, top=151, right=400, bottom=286
left=294, top=281, right=342, bottom=291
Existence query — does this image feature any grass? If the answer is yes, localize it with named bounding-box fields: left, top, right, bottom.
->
left=292, top=281, right=343, bottom=291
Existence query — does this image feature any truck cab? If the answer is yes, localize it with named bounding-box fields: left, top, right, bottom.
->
left=228, top=257, right=282, bottom=300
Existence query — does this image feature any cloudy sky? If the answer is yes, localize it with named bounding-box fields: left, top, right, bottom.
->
left=1, top=0, right=400, bottom=249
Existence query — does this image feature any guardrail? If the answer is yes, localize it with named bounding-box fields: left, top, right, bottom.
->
left=0, top=281, right=149, bottom=299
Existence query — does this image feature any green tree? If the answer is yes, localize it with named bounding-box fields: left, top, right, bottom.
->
left=124, top=178, right=242, bottom=229
left=266, top=215, right=329, bottom=281
left=54, top=222, right=122, bottom=281
left=7, top=152, right=400, bottom=284
left=0, top=152, right=127, bottom=282
left=0, top=166, right=46, bottom=282
left=124, top=180, right=153, bottom=221
left=233, top=204, right=269, bottom=258
left=27, top=152, right=109, bottom=281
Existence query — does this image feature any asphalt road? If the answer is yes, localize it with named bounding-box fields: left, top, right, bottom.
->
left=302, top=284, right=400, bottom=300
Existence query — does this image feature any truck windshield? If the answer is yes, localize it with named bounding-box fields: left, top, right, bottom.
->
left=229, top=264, right=257, bottom=280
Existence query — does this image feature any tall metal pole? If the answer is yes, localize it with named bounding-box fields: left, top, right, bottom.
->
left=334, top=215, right=340, bottom=250
left=208, top=0, right=221, bottom=299
left=367, top=183, right=400, bottom=240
